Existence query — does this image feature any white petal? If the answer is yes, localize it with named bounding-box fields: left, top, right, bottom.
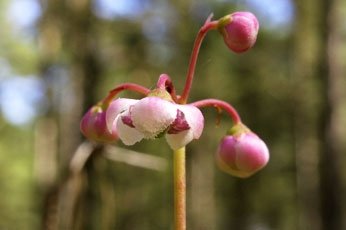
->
left=165, top=105, right=204, bottom=150
left=115, top=111, right=144, bottom=145
left=131, top=97, right=177, bottom=138
left=106, top=98, right=138, bottom=132
left=176, top=105, right=204, bottom=138
left=166, top=130, right=194, bottom=150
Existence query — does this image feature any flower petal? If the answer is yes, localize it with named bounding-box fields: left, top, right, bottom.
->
left=131, top=97, right=177, bottom=138
left=115, top=110, right=144, bottom=145
left=176, top=104, right=204, bottom=138
left=235, top=133, right=269, bottom=172
left=165, top=105, right=204, bottom=150
left=166, top=130, right=194, bottom=150
left=106, top=98, right=138, bottom=132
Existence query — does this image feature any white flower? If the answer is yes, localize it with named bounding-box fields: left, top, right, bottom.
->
left=106, top=96, right=204, bottom=150
left=131, top=97, right=177, bottom=138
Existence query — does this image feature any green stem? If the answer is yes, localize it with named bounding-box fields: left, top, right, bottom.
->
left=174, top=147, right=186, bottom=230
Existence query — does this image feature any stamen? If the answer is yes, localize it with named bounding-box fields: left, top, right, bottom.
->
left=121, top=115, right=135, bottom=128
left=167, top=110, right=191, bottom=134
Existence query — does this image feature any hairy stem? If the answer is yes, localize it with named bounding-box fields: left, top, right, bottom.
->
left=174, top=147, right=186, bottom=230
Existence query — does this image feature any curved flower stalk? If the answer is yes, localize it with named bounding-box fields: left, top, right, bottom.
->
left=80, top=11, right=267, bottom=230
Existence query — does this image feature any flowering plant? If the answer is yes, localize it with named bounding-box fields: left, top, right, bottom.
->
left=80, top=11, right=269, bottom=229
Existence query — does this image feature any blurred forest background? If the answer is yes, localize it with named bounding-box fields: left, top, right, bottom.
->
left=1, top=0, right=346, bottom=229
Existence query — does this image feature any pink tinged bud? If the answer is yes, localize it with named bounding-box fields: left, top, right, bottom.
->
left=80, top=106, right=118, bottom=143
left=218, top=12, right=259, bottom=53
left=166, top=105, right=204, bottom=150
left=216, top=132, right=269, bottom=178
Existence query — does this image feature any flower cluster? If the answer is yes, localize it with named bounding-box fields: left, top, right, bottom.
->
left=80, top=12, right=269, bottom=178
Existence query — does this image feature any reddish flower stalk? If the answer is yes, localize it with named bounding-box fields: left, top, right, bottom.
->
left=179, top=15, right=218, bottom=104
left=190, top=99, right=241, bottom=124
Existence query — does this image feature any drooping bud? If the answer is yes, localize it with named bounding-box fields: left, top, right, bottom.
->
left=218, top=12, right=259, bottom=53
left=216, top=123, right=269, bottom=178
left=80, top=104, right=118, bottom=143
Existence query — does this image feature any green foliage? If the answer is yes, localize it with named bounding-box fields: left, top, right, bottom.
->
left=0, top=125, right=40, bottom=229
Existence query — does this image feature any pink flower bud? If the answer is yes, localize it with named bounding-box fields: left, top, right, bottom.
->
left=80, top=105, right=118, bottom=143
left=216, top=131, right=269, bottom=178
left=218, top=12, right=259, bottom=53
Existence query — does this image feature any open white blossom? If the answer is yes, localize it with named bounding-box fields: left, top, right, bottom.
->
left=106, top=96, right=204, bottom=150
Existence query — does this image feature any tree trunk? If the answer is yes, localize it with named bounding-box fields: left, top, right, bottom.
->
left=317, top=0, right=344, bottom=229
left=292, top=1, right=321, bottom=229
left=37, top=0, right=103, bottom=228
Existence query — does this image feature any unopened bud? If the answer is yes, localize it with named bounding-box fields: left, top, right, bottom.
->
left=216, top=124, right=269, bottom=178
left=218, top=12, right=259, bottom=53
left=80, top=105, right=118, bottom=143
